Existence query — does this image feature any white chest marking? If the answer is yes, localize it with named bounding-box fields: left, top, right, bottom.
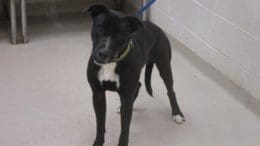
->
left=98, top=63, right=120, bottom=88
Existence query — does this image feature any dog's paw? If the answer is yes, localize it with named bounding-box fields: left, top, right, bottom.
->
left=93, top=139, right=104, bottom=146
left=172, top=114, right=185, bottom=124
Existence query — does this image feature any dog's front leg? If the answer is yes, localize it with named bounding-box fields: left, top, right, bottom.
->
left=92, top=90, right=106, bottom=146
left=118, top=93, right=134, bottom=146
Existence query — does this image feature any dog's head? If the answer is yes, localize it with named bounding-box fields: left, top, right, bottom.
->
left=87, top=5, right=143, bottom=64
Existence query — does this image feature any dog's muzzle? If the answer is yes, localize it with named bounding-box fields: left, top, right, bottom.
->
left=94, top=39, right=134, bottom=65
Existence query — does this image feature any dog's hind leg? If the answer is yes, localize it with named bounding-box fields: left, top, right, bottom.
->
left=155, top=58, right=185, bottom=124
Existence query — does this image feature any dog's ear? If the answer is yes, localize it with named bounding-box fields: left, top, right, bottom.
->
left=121, top=16, right=144, bottom=33
left=85, top=5, right=109, bottom=18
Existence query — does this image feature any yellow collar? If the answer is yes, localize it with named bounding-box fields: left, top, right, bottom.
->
left=112, top=39, right=134, bottom=62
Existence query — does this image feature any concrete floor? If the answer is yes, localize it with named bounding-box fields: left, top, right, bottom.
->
left=0, top=15, right=260, bottom=146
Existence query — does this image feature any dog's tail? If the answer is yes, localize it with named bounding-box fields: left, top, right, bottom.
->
left=145, top=62, right=154, bottom=97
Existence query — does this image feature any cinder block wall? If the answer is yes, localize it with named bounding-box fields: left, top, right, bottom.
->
left=150, top=0, right=260, bottom=99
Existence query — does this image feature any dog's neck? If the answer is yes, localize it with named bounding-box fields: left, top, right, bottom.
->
left=111, top=38, right=134, bottom=63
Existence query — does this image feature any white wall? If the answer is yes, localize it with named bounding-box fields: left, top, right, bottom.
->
left=150, top=0, right=260, bottom=99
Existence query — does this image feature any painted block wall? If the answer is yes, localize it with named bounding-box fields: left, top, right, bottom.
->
left=149, top=0, right=260, bottom=99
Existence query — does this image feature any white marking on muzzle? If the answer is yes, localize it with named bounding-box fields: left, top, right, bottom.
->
left=104, top=37, right=111, bottom=50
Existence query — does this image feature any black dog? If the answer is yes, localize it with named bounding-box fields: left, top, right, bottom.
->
left=86, top=5, right=185, bottom=146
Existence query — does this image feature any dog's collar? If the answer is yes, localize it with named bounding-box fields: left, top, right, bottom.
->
left=111, top=38, right=134, bottom=63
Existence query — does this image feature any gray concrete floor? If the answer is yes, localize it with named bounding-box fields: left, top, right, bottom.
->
left=0, top=15, right=260, bottom=146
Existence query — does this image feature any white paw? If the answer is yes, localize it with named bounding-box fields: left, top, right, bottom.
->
left=172, top=115, right=185, bottom=124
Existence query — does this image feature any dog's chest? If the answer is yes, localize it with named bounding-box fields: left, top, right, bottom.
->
left=98, top=63, right=120, bottom=88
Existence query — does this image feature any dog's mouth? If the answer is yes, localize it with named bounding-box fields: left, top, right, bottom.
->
left=94, top=52, right=120, bottom=65
left=94, top=60, right=107, bottom=65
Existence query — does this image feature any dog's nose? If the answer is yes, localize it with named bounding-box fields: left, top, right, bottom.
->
left=97, top=49, right=108, bottom=60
